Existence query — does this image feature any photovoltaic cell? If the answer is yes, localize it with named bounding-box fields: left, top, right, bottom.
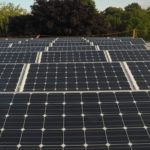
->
left=24, top=63, right=131, bottom=91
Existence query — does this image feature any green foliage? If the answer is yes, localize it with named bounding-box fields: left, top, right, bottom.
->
left=9, top=0, right=108, bottom=36
left=103, top=3, right=150, bottom=40
left=1, top=1, right=150, bottom=40
left=0, top=2, right=27, bottom=36
left=104, top=7, right=124, bottom=32
left=80, top=0, right=95, bottom=8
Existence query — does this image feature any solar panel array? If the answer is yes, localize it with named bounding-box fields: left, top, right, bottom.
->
left=0, top=37, right=150, bottom=150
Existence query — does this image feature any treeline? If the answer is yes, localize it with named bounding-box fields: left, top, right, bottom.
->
left=0, top=0, right=150, bottom=40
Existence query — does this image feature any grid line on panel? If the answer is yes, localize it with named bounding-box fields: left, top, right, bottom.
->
left=113, top=94, right=133, bottom=150
left=0, top=94, right=15, bottom=136
left=92, top=63, right=100, bottom=90
left=17, top=94, right=32, bottom=149
left=97, top=93, right=110, bottom=150
left=74, top=64, right=79, bottom=91
left=62, top=94, right=65, bottom=150
left=40, top=94, right=48, bottom=150
left=130, top=93, right=150, bottom=139
left=83, top=63, right=89, bottom=91
left=80, top=93, right=88, bottom=150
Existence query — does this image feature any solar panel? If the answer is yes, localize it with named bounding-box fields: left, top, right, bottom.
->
left=41, top=51, right=106, bottom=63
left=48, top=46, right=96, bottom=51
left=56, top=37, right=85, bottom=42
left=0, top=47, right=45, bottom=52
left=0, top=64, right=23, bottom=92
left=12, top=43, right=50, bottom=47
left=125, top=38, right=145, bottom=44
left=24, top=63, right=131, bottom=91
left=94, top=41, right=131, bottom=45
left=0, top=37, right=149, bottom=150
left=88, top=37, right=145, bottom=45
left=109, top=51, right=150, bottom=61
left=127, top=62, right=150, bottom=89
left=0, top=92, right=150, bottom=149
left=0, top=53, right=37, bottom=63
left=98, top=45, right=146, bottom=50
left=53, top=43, right=90, bottom=46
left=0, top=43, right=9, bottom=47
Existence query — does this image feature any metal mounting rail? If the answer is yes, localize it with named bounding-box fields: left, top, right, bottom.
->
left=15, top=64, right=30, bottom=92
left=104, top=50, right=112, bottom=62
left=120, top=62, right=140, bottom=91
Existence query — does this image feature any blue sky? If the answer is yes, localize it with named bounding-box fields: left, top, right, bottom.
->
left=2, top=0, right=150, bottom=11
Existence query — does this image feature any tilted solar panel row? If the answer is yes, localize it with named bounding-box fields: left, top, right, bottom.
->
left=0, top=47, right=45, bottom=52
left=48, top=46, right=96, bottom=51
left=0, top=53, right=37, bottom=63
left=87, top=37, right=145, bottom=44
left=109, top=50, right=150, bottom=61
left=24, top=63, right=131, bottom=91
left=41, top=51, right=106, bottom=63
left=0, top=43, right=10, bottom=48
left=122, top=38, right=145, bottom=45
left=2, top=50, right=150, bottom=64
left=0, top=51, right=106, bottom=63
left=93, top=41, right=131, bottom=45
left=56, top=37, right=84, bottom=41
left=53, top=43, right=91, bottom=46
left=12, top=43, right=50, bottom=47
left=99, top=45, right=146, bottom=50
left=0, top=92, right=150, bottom=149
left=1, top=62, right=150, bottom=92
left=0, top=37, right=149, bottom=150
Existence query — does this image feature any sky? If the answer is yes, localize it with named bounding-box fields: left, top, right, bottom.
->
left=1, top=0, right=150, bottom=11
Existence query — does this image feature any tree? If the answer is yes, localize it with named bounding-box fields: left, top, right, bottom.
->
left=30, top=0, right=108, bottom=36
left=103, top=7, right=124, bottom=32
left=80, top=0, right=95, bottom=8
left=103, top=3, right=150, bottom=39
left=8, top=15, right=38, bottom=36
left=0, top=2, right=27, bottom=36
left=123, top=3, right=150, bottom=39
